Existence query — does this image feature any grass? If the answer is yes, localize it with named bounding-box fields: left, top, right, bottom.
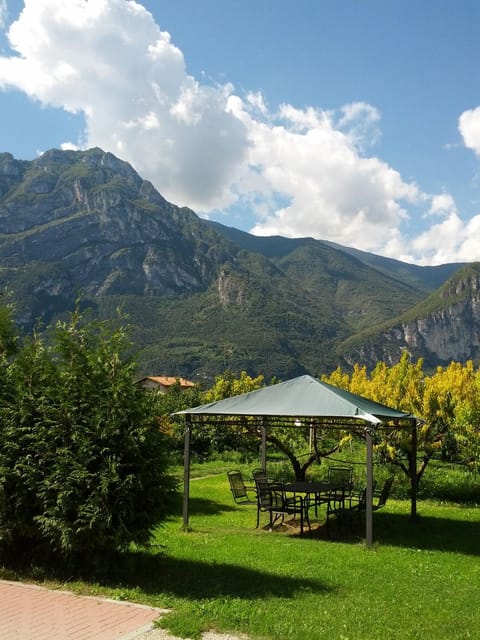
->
left=2, top=463, right=480, bottom=639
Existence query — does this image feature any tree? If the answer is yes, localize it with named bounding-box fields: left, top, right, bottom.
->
left=152, top=380, right=206, bottom=458
left=0, top=306, right=176, bottom=568
left=431, top=361, right=480, bottom=471
left=323, top=353, right=480, bottom=491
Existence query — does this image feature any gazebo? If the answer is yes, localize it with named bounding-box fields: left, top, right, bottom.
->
left=177, top=374, right=420, bottom=546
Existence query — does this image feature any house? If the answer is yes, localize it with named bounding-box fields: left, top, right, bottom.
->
left=136, top=376, right=195, bottom=393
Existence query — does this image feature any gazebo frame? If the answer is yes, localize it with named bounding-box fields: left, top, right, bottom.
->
left=177, top=375, right=419, bottom=547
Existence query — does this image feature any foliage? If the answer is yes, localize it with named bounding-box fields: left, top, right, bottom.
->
left=0, top=296, right=18, bottom=358
left=155, top=371, right=266, bottom=462
left=159, top=358, right=480, bottom=484
left=152, top=382, right=207, bottom=460
left=323, top=352, right=480, bottom=487
left=0, top=305, right=176, bottom=568
left=198, top=371, right=262, bottom=457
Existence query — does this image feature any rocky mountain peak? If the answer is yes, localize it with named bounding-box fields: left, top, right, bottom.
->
left=0, top=147, right=474, bottom=379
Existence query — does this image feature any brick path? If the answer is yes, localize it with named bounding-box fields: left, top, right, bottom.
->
left=0, top=580, right=165, bottom=640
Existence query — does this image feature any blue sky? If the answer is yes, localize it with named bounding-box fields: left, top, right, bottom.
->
left=1, top=0, right=480, bottom=265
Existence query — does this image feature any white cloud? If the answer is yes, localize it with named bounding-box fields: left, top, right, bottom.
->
left=231, top=97, right=421, bottom=254
left=411, top=212, right=480, bottom=265
left=0, top=0, right=478, bottom=265
left=0, top=0, right=249, bottom=211
left=426, top=193, right=457, bottom=218
left=459, top=106, right=480, bottom=155
left=336, top=102, right=381, bottom=150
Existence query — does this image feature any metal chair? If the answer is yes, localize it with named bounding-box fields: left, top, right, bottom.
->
left=254, top=477, right=274, bottom=528
left=372, top=477, right=394, bottom=511
left=344, top=484, right=371, bottom=529
left=326, top=486, right=351, bottom=537
left=327, top=465, right=353, bottom=491
left=329, top=478, right=393, bottom=536
left=256, top=480, right=310, bottom=535
left=351, top=477, right=393, bottom=514
left=252, top=468, right=268, bottom=482
left=227, top=470, right=257, bottom=508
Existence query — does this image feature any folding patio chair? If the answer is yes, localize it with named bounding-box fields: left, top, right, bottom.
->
left=227, top=470, right=257, bottom=508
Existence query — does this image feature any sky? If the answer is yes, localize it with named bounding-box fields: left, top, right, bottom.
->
left=1, top=1, right=480, bottom=265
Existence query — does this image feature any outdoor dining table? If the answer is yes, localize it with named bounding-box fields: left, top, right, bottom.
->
left=283, top=481, right=339, bottom=518
left=283, top=481, right=332, bottom=498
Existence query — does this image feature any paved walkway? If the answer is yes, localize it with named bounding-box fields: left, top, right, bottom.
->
left=0, top=580, right=167, bottom=640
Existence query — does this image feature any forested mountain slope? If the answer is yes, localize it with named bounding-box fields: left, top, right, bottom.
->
left=0, top=148, right=471, bottom=380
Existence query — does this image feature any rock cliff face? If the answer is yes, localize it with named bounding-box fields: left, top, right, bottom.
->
left=0, top=148, right=232, bottom=302
left=342, top=265, right=480, bottom=368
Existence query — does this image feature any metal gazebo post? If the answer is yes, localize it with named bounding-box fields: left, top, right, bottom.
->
left=260, top=417, right=267, bottom=472
left=365, top=425, right=374, bottom=548
left=410, top=418, right=418, bottom=520
left=182, top=414, right=192, bottom=530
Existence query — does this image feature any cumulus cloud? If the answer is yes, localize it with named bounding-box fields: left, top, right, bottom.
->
left=336, top=102, right=381, bottom=150
left=0, top=0, right=479, bottom=264
left=0, top=0, right=249, bottom=210
left=427, top=193, right=457, bottom=217
left=411, top=211, right=480, bottom=265
left=459, top=106, right=480, bottom=155
left=231, top=96, right=420, bottom=254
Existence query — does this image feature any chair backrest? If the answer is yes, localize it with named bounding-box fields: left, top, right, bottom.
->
left=227, top=470, right=249, bottom=503
left=356, top=487, right=367, bottom=510
left=254, top=478, right=273, bottom=510
left=327, top=466, right=353, bottom=490
left=327, top=486, right=347, bottom=514
left=268, top=482, right=286, bottom=510
left=252, top=468, right=267, bottom=482
left=376, top=477, right=394, bottom=508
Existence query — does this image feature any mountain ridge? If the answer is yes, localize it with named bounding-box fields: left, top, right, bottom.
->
left=0, top=148, right=475, bottom=381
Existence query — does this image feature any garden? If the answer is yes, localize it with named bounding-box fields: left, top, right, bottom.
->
left=1, top=304, right=480, bottom=639
left=3, top=458, right=478, bottom=640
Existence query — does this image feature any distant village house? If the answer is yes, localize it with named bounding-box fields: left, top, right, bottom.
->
left=136, top=376, right=195, bottom=393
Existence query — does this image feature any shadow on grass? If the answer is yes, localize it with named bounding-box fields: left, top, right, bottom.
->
left=373, top=511, right=480, bottom=555
left=313, top=511, right=480, bottom=555
left=1, top=540, right=330, bottom=600
left=189, top=496, right=237, bottom=516
left=95, top=550, right=331, bottom=600
left=168, top=491, right=237, bottom=517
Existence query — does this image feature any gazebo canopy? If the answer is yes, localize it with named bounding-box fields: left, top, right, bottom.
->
left=177, top=374, right=416, bottom=426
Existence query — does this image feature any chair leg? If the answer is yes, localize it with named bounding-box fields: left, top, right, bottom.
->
left=297, top=496, right=313, bottom=536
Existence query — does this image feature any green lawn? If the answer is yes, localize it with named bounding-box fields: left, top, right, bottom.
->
left=3, top=466, right=480, bottom=640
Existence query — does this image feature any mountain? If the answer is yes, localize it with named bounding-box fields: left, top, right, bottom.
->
left=206, top=222, right=462, bottom=332
left=0, top=148, right=472, bottom=381
left=339, top=263, right=480, bottom=368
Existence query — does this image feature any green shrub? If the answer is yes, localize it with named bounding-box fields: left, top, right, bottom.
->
left=0, top=307, right=177, bottom=569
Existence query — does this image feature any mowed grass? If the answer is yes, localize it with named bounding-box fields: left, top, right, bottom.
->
left=3, top=465, right=480, bottom=639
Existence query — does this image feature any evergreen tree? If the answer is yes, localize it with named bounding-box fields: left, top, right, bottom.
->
left=0, top=306, right=176, bottom=568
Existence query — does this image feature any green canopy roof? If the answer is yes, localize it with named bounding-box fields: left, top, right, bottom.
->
left=177, top=374, right=416, bottom=426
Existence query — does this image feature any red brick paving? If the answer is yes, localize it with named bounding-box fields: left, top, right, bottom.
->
left=0, top=580, right=164, bottom=640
